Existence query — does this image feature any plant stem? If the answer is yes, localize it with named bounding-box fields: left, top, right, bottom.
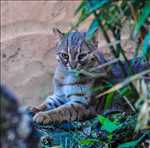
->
left=92, top=10, right=139, bottom=98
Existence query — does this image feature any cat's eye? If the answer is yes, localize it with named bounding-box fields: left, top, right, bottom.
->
left=78, top=53, right=87, bottom=61
left=60, top=53, right=69, bottom=59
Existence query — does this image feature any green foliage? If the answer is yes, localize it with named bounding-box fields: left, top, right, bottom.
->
left=119, top=87, right=129, bottom=96
left=74, top=0, right=150, bottom=147
left=97, top=115, right=119, bottom=133
left=75, top=1, right=150, bottom=111
left=133, top=1, right=150, bottom=38
left=104, top=92, right=114, bottom=110
left=142, top=32, right=150, bottom=58
left=86, top=18, right=99, bottom=40
left=118, top=133, right=149, bottom=148
left=75, top=0, right=150, bottom=58
left=75, top=0, right=108, bottom=28
left=80, top=138, right=97, bottom=145
left=97, top=69, right=150, bottom=98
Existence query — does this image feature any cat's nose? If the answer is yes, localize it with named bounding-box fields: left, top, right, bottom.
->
left=70, top=62, right=77, bottom=69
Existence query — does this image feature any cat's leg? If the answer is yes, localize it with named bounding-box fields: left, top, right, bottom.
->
left=29, top=101, right=48, bottom=113
left=33, top=101, right=96, bottom=124
left=29, top=95, right=66, bottom=114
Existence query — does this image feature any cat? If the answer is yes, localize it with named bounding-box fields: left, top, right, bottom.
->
left=30, top=28, right=112, bottom=124
left=31, top=28, right=149, bottom=124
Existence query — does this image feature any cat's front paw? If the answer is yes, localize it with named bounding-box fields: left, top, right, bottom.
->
left=33, top=112, right=51, bottom=124
left=26, top=106, right=41, bottom=116
left=27, top=106, right=41, bottom=113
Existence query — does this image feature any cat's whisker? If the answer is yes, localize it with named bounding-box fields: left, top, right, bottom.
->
left=79, top=69, right=107, bottom=78
left=82, top=50, right=98, bottom=61
left=82, top=39, right=124, bottom=61
left=68, top=67, right=106, bottom=78
left=89, top=58, right=120, bottom=72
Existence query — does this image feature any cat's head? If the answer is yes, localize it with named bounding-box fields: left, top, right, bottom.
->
left=53, top=28, right=99, bottom=70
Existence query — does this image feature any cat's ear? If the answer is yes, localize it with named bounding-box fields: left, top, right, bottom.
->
left=53, top=28, right=64, bottom=39
left=91, top=29, right=99, bottom=48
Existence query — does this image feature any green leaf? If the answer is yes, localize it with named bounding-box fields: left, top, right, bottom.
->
left=104, top=92, right=114, bottom=110
left=133, top=1, right=150, bottom=37
left=108, top=134, right=113, bottom=141
left=92, top=85, right=104, bottom=93
left=75, top=0, right=85, bottom=15
left=74, top=7, right=90, bottom=28
left=142, top=31, right=150, bottom=58
left=119, top=87, right=129, bottom=96
left=80, top=138, right=97, bottom=145
left=75, top=0, right=108, bottom=27
left=96, top=69, right=150, bottom=98
left=118, top=134, right=147, bottom=148
left=87, top=0, right=108, bottom=13
left=86, top=18, right=99, bottom=40
left=97, top=115, right=119, bottom=133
